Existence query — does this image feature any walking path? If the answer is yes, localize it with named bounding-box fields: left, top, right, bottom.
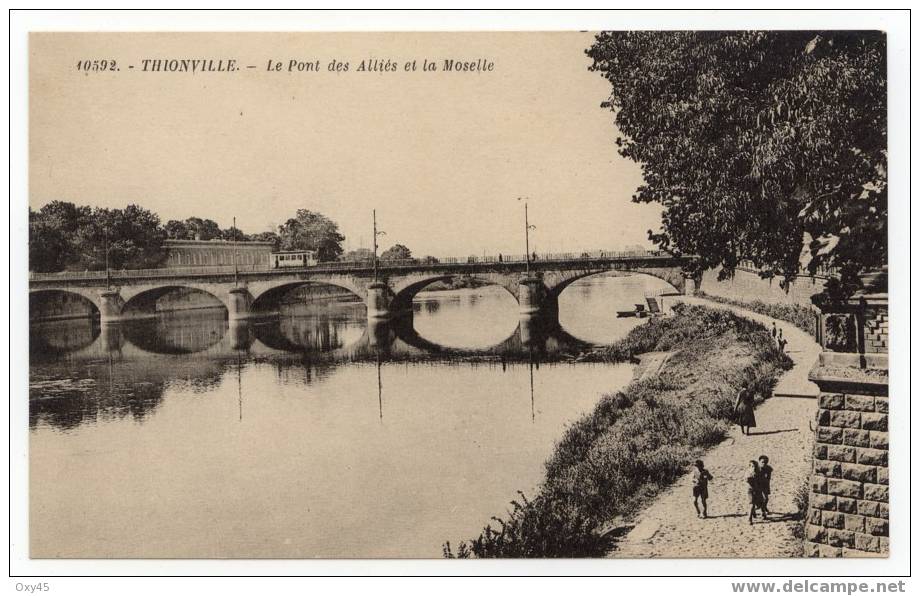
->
left=668, top=296, right=821, bottom=398
left=608, top=297, right=821, bottom=558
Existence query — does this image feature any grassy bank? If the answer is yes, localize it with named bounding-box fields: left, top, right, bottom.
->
left=697, top=292, right=817, bottom=336
left=443, top=304, right=791, bottom=558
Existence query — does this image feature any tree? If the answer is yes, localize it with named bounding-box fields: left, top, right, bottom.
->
left=588, top=31, right=887, bottom=297
left=163, top=217, right=222, bottom=240
left=164, top=219, right=190, bottom=240
left=29, top=201, right=167, bottom=271
left=29, top=202, right=91, bottom=272
left=380, top=244, right=412, bottom=261
left=277, top=210, right=345, bottom=261
left=250, top=230, right=281, bottom=250
left=82, top=204, right=168, bottom=270
left=220, top=226, right=248, bottom=241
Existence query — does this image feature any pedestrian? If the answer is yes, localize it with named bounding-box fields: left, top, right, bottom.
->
left=777, top=336, right=788, bottom=353
left=771, top=322, right=777, bottom=340
left=758, top=455, right=773, bottom=518
left=498, top=253, right=503, bottom=263
left=691, top=459, right=714, bottom=519
left=746, top=460, right=765, bottom=525
left=733, top=380, right=757, bottom=435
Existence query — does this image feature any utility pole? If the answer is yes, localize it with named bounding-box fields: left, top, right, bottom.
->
left=373, top=210, right=378, bottom=281
left=518, top=197, right=536, bottom=274
left=104, top=226, right=111, bottom=288
left=373, top=210, right=387, bottom=282
left=232, top=215, right=239, bottom=282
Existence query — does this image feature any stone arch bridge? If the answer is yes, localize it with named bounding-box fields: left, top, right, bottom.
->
left=29, top=253, right=700, bottom=323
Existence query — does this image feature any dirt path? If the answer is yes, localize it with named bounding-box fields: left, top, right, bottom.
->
left=608, top=297, right=820, bottom=558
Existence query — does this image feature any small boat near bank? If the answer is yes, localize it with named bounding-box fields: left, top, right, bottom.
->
left=616, top=303, right=649, bottom=318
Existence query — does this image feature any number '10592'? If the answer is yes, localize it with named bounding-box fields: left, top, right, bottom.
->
left=76, top=59, right=118, bottom=72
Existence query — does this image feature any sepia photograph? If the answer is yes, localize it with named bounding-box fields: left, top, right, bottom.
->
left=9, top=7, right=911, bottom=590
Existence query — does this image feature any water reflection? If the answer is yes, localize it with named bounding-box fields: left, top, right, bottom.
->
left=122, top=310, right=229, bottom=355
left=30, top=307, right=590, bottom=363
left=30, top=318, right=100, bottom=356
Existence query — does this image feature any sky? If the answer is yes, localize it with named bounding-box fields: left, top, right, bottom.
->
left=30, top=32, right=662, bottom=258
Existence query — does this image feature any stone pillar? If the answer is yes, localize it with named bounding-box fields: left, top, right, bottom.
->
left=226, top=287, right=252, bottom=320
left=806, top=373, right=889, bottom=557
left=805, top=271, right=888, bottom=558
left=98, top=290, right=124, bottom=324
left=518, top=276, right=549, bottom=315
left=366, top=282, right=392, bottom=319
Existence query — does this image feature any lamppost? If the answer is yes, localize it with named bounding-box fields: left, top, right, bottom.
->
left=104, top=225, right=111, bottom=289
left=232, top=216, right=239, bottom=284
left=372, top=209, right=386, bottom=282
left=518, top=197, right=536, bottom=274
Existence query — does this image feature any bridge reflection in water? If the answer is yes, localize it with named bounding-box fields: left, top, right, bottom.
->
left=29, top=277, right=666, bottom=436
left=30, top=307, right=590, bottom=363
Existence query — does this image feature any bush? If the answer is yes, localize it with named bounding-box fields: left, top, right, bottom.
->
left=697, top=292, right=817, bottom=336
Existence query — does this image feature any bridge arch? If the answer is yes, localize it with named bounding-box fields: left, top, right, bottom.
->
left=544, top=268, right=685, bottom=299
left=389, top=273, right=519, bottom=312
left=120, top=285, right=228, bottom=318
left=249, top=280, right=367, bottom=315
left=29, top=288, right=101, bottom=322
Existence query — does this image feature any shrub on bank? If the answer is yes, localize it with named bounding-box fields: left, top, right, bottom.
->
left=444, top=304, right=792, bottom=558
left=697, top=292, right=817, bottom=336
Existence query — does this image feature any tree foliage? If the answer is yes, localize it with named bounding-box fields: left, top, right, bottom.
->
left=249, top=230, right=281, bottom=250
left=588, top=31, right=887, bottom=296
left=380, top=243, right=412, bottom=260
left=278, top=209, right=345, bottom=261
left=164, top=217, right=222, bottom=241
left=29, top=201, right=167, bottom=272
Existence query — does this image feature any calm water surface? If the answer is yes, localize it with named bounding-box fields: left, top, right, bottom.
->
left=29, top=274, right=672, bottom=557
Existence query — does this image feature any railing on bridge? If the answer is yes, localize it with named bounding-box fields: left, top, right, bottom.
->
left=28, top=249, right=675, bottom=282
left=735, top=259, right=839, bottom=280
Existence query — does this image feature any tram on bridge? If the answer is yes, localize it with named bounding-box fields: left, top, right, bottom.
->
left=271, top=250, right=319, bottom=269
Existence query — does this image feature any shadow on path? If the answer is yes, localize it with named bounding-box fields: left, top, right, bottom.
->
left=747, top=428, right=799, bottom=437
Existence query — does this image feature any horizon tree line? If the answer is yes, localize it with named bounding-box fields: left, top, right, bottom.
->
left=29, top=201, right=417, bottom=273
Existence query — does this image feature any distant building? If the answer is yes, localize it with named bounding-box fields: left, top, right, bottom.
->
left=164, top=239, right=275, bottom=268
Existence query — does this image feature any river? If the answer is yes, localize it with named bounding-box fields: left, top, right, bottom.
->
left=29, top=273, right=673, bottom=558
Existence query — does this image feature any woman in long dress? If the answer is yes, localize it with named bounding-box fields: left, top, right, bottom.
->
left=734, top=381, right=757, bottom=435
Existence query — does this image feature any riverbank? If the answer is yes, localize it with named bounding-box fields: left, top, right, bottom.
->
left=608, top=296, right=822, bottom=557
left=443, top=303, right=792, bottom=558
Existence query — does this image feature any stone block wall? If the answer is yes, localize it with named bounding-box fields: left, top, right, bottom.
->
left=806, top=387, right=889, bottom=557
left=701, top=267, right=827, bottom=308
left=863, top=307, right=889, bottom=354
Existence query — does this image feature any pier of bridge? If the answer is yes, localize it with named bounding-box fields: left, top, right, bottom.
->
left=29, top=252, right=700, bottom=325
